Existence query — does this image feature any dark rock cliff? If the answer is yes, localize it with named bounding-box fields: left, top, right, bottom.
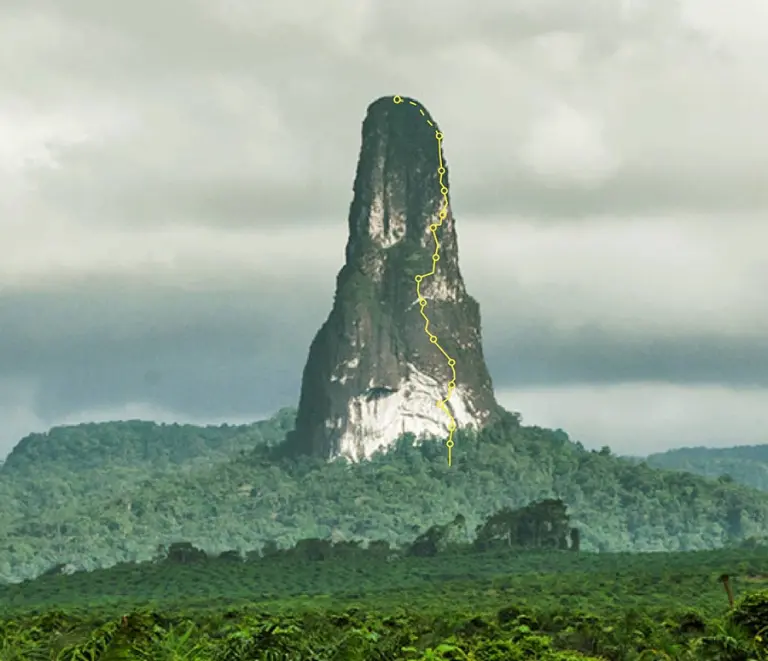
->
left=286, top=95, right=498, bottom=461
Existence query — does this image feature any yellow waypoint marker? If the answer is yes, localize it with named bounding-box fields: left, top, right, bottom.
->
left=392, top=94, right=458, bottom=467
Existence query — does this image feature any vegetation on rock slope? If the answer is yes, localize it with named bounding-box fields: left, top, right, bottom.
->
left=2, top=408, right=768, bottom=583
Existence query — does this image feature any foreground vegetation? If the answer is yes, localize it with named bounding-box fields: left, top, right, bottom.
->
left=4, top=408, right=768, bottom=583
left=3, top=544, right=768, bottom=659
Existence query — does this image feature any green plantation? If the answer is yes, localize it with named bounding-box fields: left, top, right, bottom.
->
left=3, top=542, right=768, bottom=659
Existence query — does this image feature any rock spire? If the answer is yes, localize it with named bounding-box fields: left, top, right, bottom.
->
left=286, top=95, right=498, bottom=461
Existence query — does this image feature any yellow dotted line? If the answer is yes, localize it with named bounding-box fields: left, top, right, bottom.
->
left=392, top=94, right=457, bottom=467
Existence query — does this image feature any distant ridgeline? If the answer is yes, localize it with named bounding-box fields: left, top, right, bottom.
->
left=3, top=408, right=768, bottom=583
left=642, top=445, right=768, bottom=492
left=1, top=408, right=297, bottom=474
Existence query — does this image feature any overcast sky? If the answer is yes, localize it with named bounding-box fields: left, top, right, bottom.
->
left=1, top=0, right=768, bottom=460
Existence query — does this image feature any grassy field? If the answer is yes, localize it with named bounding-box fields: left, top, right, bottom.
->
left=2, top=546, right=768, bottom=659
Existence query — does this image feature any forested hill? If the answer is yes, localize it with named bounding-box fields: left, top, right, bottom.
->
left=644, top=444, right=768, bottom=492
left=2, top=408, right=768, bottom=583
left=1, top=407, right=296, bottom=476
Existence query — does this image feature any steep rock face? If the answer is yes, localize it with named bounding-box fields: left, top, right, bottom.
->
left=287, top=95, right=498, bottom=461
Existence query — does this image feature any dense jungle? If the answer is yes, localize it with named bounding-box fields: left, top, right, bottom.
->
left=3, top=410, right=768, bottom=658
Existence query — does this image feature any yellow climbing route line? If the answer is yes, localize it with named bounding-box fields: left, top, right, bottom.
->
left=392, top=95, right=457, bottom=467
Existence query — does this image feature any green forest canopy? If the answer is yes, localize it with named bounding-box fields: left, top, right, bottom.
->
left=643, top=444, right=768, bottom=491
left=2, top=407, right=768, bottom=584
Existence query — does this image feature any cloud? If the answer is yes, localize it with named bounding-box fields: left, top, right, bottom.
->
left=4, top=0, right=768, bottom=234
left=1, top=0, right=767, bottom=459
left=462, top=216, right=768, bottom=338
left=1, top=217, right=765, bottom=460
left=518, top=102, right=620, bottom=187
left=497, top=383, right=768, bottom=455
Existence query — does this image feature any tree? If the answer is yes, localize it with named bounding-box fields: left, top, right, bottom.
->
left=294, top=538, right=332, bottom=561
left=218, top=549, right=243, bottom=562
left=474, top=499, right=571, bottom=551
left=408, top=525, right=442, bottom=557
left=367, top=540, right=391, bottom=555
left=261, top=540, right=279, bottom=558
left=166, top=542, right=207, bottom=564
left=570, top=528, right=580, bottom=552
left=474, top=506, right=518, bottom=550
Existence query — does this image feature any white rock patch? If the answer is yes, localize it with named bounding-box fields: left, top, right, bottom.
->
left=333, top=365, right=482, bottom=462
left=368, top=192, right=406, bottom=248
